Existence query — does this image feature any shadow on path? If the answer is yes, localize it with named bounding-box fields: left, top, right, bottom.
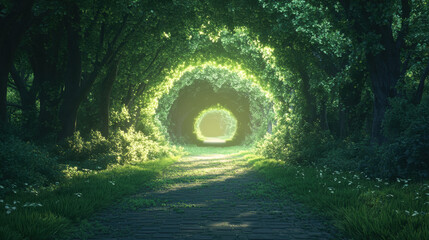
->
left=86, top=153, right=344, bottom=240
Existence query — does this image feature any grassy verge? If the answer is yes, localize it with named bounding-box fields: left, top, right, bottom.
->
left=0, top=157, right=178, bottom=240
left=247, top=155, right=429, bottom=240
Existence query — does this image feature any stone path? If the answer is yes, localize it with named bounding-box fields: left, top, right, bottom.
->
left=87, top=153, right=344, bottom=240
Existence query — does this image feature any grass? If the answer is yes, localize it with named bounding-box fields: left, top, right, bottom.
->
left=0, top=157, right=178, bottom=240
left=183, top=144, right=250, bottom=156
left=247, top=154, right=429, bottom=240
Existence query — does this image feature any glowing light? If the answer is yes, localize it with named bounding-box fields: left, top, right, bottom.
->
left=194, top=106, right=238, bottom=143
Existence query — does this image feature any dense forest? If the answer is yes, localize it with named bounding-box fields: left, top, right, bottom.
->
left=1, top=0, right=429, bottom=239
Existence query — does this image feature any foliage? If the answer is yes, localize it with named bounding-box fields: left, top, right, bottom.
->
left=0, top=133, right=60, bottom=194
left=157, top=64, right=273, bottom=144
left=59, top=129, right=182, bottom=168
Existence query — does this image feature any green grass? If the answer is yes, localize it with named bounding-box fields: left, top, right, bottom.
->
left=247, top=154, right=429, bottom=240
left=183, top=144, right=250, bottom=156
left=0, top=157, right=177, bottom=240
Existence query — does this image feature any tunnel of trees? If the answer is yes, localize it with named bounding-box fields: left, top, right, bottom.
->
left=1, top=0, right=429, bottom=195
left=157, top=65, right=272, bottom=145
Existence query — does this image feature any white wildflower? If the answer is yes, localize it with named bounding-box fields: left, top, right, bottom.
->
left=74, top=193, right=82, bottom=198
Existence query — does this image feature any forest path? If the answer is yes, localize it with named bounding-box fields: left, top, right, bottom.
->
left=86, top=152, right=343, bottom=240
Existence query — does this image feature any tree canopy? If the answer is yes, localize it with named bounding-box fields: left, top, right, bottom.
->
left=1, top=0, right=428, bottom=178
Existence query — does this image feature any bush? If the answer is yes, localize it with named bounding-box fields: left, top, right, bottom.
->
left=0, top=134, right=60, bottom=193
left=257, top=122, right=334, bottom=165
left=378, top=97, right=429, bottom=178
left=60, top=129, right=181, bottom=169
left=258, top=97, right=429, bottom=179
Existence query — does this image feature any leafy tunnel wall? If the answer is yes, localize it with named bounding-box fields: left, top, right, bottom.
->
left=157, top=66, right=273, bottom=146
left=168, top=80, right=250, bottom=145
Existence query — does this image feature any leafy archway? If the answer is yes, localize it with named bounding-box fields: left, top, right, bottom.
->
left=156, top=65, right=274, bottom=145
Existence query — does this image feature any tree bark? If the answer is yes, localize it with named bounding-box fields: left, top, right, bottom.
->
left=10, top=66, right=38, bottom=130
left=58, top=3, right=82, bottom=140
left=0, top=0, right=34, bottom=123
left=412, top=60, right=429, bottom=105
left=99, top=60, right=119, bottom=137
left=297, top=66, right=317, bottom=124
left=366, top=25, right=401, bottom=144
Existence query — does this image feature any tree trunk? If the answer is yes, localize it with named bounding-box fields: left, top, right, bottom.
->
left=266, top=102, right=273, bottom=134
left=298, top=67, right=317, bottom=124
left=10, top=66, right=38, bottom=131
left=367, top=25, right=401, bottom=144
left=412, top=60, right=429, bottom=105
left=99, top=60, right=119, bottom=137
left=58, top=3, right=82, bottom=140
left=0, top=0, right=34, bottom=123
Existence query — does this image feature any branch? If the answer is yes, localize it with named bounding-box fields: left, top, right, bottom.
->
left=7, top=102, right=23, bottom=109
left=396, top=0, right=411, bottom=50
left=10, top=65, right=29, bottom=96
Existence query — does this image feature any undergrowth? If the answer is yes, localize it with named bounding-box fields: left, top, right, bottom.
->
left=0, top=157, right=177, bottom=240
left=248, top=154, right=429, bottom=240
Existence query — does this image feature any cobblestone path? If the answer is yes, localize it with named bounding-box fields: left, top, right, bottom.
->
left=87, top=153, right=344, bottom=240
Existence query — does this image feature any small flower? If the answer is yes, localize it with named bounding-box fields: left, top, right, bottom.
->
left=0, top=185, right=4, bottom=189
left=0, top=199, right=3, bottom=203
left=403, top=184, right=409, bottom=188
left=74, top=193, right=82, bottom=198
left=405, top=210, right=410, bottom=215
left=23, top=202, right=43, bottom=207
left=109, top=181, right=116, bottom=186
left=386, top=194, right=394, bottom=198
left=412, top=211, right=419, bottom=217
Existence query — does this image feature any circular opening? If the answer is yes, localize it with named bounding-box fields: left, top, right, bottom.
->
left=194, top=106, right=238, bottom=144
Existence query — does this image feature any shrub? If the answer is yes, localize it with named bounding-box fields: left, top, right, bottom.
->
left=0, top=134, right=60, bottom=193
left=60, top=129, right=181, bottom=168
left=257, top=121, right=334, bottom=165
